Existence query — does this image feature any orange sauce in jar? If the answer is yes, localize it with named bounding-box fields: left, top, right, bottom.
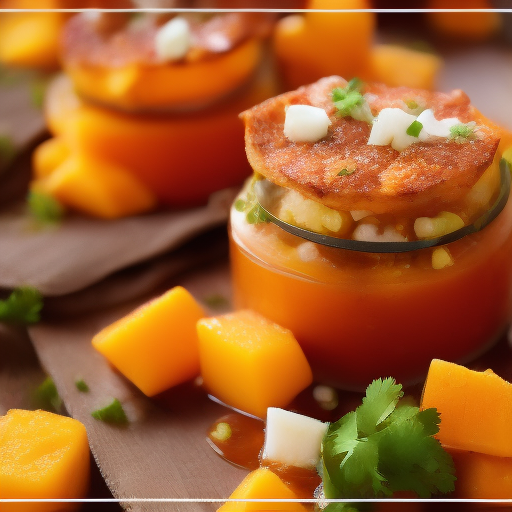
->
left=229, top=185, right=512, bottom=390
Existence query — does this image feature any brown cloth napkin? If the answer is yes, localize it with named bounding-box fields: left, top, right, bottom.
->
left=0, top=187, right=236, bottom=296
left=29, top=261, right=246, bottom=511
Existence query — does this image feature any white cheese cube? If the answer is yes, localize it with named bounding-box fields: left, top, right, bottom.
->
left=154, top=17, right=191, bottom=62
left=353, top=223, right=407, bottom=243
left=284, top=105, right=331, bottom=143
left=262, top=407, right=328, bottom=469
left=367, top=108, right=418, bottom=151
left=416, top=109, right=460, bottom=138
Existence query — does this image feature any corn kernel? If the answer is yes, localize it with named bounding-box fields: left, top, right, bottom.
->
left=414, top=212, right=464, bottom=239
left=432, top=247, right=454, bottom=270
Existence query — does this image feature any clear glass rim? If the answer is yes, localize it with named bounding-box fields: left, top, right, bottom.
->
left=255, top=159, right=511, bottom=254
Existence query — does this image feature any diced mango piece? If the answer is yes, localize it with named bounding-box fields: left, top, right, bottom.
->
left=0, top=409, right=90, bottom=512
left=0, top=11, right=63, bottom=69
left=273, top=0, right=375, bottom=89
left=449, top=448, right=512, bottom=499
left=420, top=359, right=512, bottom=457
left=93, top=287, right=205, bottom=396
left=32, top=137, right=71, bottom=180
left=39, top=154, right=157, bottom=219
left=426, top=0, right=501, bottom=41
left=197, top=311, right=313, bottom=419
left=369, top=44, right=442, bottom=91
left=44, top=74, right=276, bottom=208
left=217, top=468, right=308, bottom=512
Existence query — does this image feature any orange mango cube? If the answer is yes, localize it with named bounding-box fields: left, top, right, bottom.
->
left=43, top=73, right=276, bottom=208
left=33, top=137, right=71, bottom=180
left=420, top=359, right=512, bottom=457
left=273, top=0, right=375, bottom=89
left=197, top=311, right=313, bottom=419
left=449, top=449, right=512, bottom=499
left=426, top=0, right=501, bottom=41
left=39, top=154, right=157, bottom=219
left=92, top=287, right=205, bottom=396
left=369, top=44, right=442, bottom=91
left=217, top=468, right=308, bottom=512
left=0, top=409, right=90, bottom=512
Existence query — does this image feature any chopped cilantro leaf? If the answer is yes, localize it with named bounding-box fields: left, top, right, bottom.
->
left=30, top=79, right=47, bottom=109
left=34, top=377, right=62, bottom=413
left=91, top=398, right=128, bottom=425
left=203, top=294, right=230, bottom=309
left=75, top=379, right=89, bottom=392
left=405, top=100, right=419, bottom=110
left=332, top=79, right=373, bottom=123
left=449, top=122, right=476, bottom=142
left=0, top=286, right=43, bottom=324
left=234, top=199, right=246, bottom=212
left=338, top=168, right=355, bottom=177
left=27, top=190, right=65, bottom=226
left=246, top=203, right=269, bottom=225
left=322, top=378, right=456, bottom=500
left=0, top=134, right=16, bottom=167
left=406, top=120, right=423, bottom=138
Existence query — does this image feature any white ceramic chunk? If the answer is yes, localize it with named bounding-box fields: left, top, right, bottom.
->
left=154, top=16, right=191, bottom=62
left=284, top=105, right=332, bottom=143
left=262, top=407, right=328, bottom=469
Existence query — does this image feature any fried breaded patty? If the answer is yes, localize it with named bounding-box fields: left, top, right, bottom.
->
left=61, top=12, right=273, bottom=67
left=241, top=76, right=500, bottom=217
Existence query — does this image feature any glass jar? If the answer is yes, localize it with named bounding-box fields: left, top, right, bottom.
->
left=229, top=161, right=512, bottom=391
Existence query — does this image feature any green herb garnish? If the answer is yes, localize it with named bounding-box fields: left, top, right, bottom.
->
left=0, top=134, right=16, bottom=168
left=405, top=100, right=419, bottom=110
left=332, top=79, right=373, bottom=124
left=0, top=286, right=43, bottom=324
left=34, top=377, right=62, bottom=413
left=30, top=79, right=47, bottom=109
left=449, top=122, right=476, bottom=142
left=75, top=379, right=89, bottom=393
left=203, top=294, right=230, bottom=309
left=322, top=378, right=456, bottom=501
left=337, top=168, right=355, bottom=177
left=210, top=422, right=232, bottom=442
left=234, top=199, right=246, bottom=212
left=91, top=398, right=128, bottom=425
left=27, top=190, right=65, bottom=226
left=406, top=120, right=423, bottom=138
left=234, top=183, right=269, bottom=225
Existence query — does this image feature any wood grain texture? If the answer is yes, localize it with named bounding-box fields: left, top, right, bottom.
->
left=29, top=261, right=247, bottom=511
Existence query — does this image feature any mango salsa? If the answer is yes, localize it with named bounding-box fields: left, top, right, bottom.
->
left=36, top=154, right=157, bottom=220
left=217, top=468, right=308, bottom=512
left=369, top=44, right=442, bottom=91
left=197, top=311, right=313, bottom=419
left=273, top=0, right=375, bottom=89
left=0, top=409, right=90, bottom=512
left=92, top=287, right=205, bottom=397
left=449, top=449, right=512, bottom=499
left=421, top=359, right=512, bottom=457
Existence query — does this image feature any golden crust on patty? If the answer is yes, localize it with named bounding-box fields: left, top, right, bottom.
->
left=240, top=76, right=500, bottom=216
left=61, top=12, right=273, bottom=68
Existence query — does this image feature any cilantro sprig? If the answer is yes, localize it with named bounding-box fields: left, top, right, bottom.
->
left=332, top=79, right=374, bottom=124
left=0, top=286, right=43, bottom=324
left=449, top=122, right=477, bottom=143
left=91, top=398, right=128, bottom=425
left=321, top=378, right=456, bottom=502
left=27, top=190, right=65, bottom=227
left=234, top=178, right=269, bottom=225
